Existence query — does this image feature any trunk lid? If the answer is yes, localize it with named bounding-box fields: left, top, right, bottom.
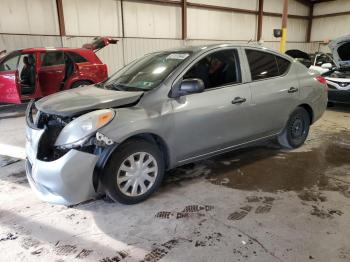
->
left=35, top=85, right=143, bottom=117
left=329, top=35, right=350, bottom=69
left=82, top=37, right=118, bottom=52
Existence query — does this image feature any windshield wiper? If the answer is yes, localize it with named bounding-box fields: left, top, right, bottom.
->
left=104, top=83, right=131, bottom=91
left=104, top=83, right=146, bottom=92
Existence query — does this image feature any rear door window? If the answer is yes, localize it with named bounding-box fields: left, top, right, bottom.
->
left=246, top=49, right=291, bottom=81
left=246, top=49, right=279, bottom=80
left=40, top=51, right=64, bottom=67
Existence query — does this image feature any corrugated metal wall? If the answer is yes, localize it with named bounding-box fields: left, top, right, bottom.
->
left=62, top=0, right=123, bottom=37
left=311, top=0, right=350, bottom=42
left=0, top=0, right=59, bottom=35
left=0, top=0, right=347, bottom=74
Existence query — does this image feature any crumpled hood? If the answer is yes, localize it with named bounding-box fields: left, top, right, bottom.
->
left=35, top=85, right=143, bottom=116
left=329, top=35, right=350, bottom=69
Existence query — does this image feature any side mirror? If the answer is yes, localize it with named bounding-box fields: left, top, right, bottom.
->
left=171, top=78, right=205, bottom=98
left=321, top=63, right=332, bottom=69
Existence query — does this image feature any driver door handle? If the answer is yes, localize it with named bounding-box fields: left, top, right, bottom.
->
left=288, top=87, right=299, bottom=93
left=231, top=97, right=247, bottom=104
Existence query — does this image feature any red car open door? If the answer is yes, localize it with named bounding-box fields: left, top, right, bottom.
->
left=0, top=52, right=21, bottom=104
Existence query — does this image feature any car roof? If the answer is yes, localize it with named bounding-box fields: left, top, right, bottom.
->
left=162, top=42, right=262, bottom=52
left=19, top=47, right=89, bottom=53
left=158, top=42, right=286, bottom=57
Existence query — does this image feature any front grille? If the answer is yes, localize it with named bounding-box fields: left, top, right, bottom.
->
left=26, top=100, right=72, bottom=161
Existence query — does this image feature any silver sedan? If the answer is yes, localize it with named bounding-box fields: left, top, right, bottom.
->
left=25, top=43, right=328, bottom=205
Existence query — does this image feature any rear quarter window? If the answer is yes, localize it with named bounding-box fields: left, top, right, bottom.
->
left=67, top=52, right=88, bottom=63
left=245, top=49, right=279, bottom=80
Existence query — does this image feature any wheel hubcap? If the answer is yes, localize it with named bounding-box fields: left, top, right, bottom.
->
left=116, top=152, right=158, bottom=197
left=291, top=117, right=304, bottom=139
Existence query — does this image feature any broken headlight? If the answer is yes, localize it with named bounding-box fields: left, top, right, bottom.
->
left=54, top=109, right=115, bottom=149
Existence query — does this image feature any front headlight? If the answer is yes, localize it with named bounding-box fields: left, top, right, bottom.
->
left=54, top=109, right=115, bottom=148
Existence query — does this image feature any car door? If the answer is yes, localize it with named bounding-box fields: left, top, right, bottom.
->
left=170, top=48, right=254, bottom=163
left=244, top=48, right=299, bottom=137
left=0, top=52, right=21, bottom=104
left=38, top=51, right=65, bottom=96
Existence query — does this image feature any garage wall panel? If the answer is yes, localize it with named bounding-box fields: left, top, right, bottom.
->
left=0, top=35, right=61, bottom=52
left=0, top=0, right=59, bottom=35
left=262, top=16, right=308, bottom=42
left=123, top=2, right=181, bottom=39
left=313, top=0, right=350, bottom=16
left=188, top=0, right=258, bottom=11
left=264, top=41, right=319, bottom=53
left=264, top=0, right=309, bottom=16
left=187, top=8, right=257, bottom=40
left=311, top=15, right=350, bottom=42
left=63, top=0, right=122, bottom=37
left=123, top=38, right=183, bottom=64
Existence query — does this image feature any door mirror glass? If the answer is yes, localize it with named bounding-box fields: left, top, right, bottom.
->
left=177, top=78, right=204, bottom=97
left=321, top=63, right=332, bottom=69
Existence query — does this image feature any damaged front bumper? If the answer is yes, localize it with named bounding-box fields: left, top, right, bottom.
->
left=25, top=126, right=99, bottom=205
left=24, top=101, right=105, bottom=206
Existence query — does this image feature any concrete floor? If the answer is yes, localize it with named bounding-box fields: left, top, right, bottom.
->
left=0, top=106, right=349, bottom=262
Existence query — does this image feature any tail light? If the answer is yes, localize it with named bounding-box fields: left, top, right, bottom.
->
left=314, top=75, right=328, bottom=93
left=315, top=76, right=327, bottom=85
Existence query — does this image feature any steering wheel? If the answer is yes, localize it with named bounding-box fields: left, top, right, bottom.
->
left=5, top=64, right=11, bottom=70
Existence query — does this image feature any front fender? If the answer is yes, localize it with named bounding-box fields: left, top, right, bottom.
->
left=98, top=106, right=176, bottom=167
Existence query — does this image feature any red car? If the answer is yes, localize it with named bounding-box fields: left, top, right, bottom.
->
left=0, top=37, right=117, bottom=104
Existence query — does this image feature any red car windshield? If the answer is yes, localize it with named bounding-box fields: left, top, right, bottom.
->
left=103, top=51, right=192, bottom=92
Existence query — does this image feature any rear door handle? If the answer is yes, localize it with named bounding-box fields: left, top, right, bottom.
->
left=231, top=97, right=247, bottom=104
left=288, top=87, right=299, bottom=93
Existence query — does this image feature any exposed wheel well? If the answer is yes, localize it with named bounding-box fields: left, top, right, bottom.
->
left=298, top=104, right=313, bottom=124
left=122, top=133, right=170, bottom=170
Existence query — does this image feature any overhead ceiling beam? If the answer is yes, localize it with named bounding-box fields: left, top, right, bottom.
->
left=124, top=0, right=181, bottom=6
left=186, top=2, right=257, bottom=14
left=313, top=10, right=350, bottom=18
left=295, top=0, right=312, bottom=7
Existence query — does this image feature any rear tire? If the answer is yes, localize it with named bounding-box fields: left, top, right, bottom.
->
left=277, top=107, right=310, bottom=149
left=101, top=138, right=165, bottom=205
left=70, top=80, right=92, bottom=89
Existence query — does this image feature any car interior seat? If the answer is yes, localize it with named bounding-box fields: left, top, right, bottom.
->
left=21, top=55, right=36, bottom=95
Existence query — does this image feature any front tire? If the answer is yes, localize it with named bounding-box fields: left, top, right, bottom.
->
left=101, top=139, right=165, bottom=204
left=277, top=107, right=310, bottom=149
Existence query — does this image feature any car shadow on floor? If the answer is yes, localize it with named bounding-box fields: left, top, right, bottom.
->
left=327, top=103, right=350, bottom=113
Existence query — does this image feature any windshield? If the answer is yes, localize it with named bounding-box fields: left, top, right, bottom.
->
left=103, top=51, right=192, bottom=91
